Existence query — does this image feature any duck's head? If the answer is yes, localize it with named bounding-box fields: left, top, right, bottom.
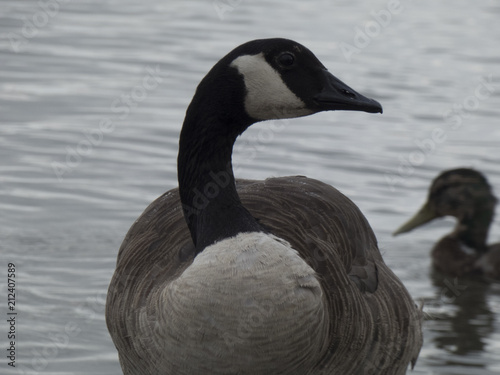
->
left=185, top=38, right=382, bottom=136
left=394, top=168, right=497, bottom=236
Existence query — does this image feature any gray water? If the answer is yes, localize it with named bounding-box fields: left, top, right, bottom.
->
left=1, top=0, right=500, bottom=374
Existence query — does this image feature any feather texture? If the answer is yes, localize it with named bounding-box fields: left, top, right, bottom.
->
left=107, top=38, right=422, bottom=375
left=107, top=177, right=423, bottom=374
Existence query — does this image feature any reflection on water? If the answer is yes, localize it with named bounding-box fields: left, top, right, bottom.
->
left=1, top=0, right=500, bottom=374
left=422, top=270, right=500, bottom=374
left=428, top=271, right=493, bottom=351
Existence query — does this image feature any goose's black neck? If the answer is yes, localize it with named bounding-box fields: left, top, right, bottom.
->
left=177, top=76, right=263, bottom=253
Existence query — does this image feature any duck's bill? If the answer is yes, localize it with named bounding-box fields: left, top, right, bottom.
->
left=313, top=70, right=383, bottom=114
left=393, top=202, right=438, bottom=236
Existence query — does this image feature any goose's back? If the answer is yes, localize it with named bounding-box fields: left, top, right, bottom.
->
left=106, top=176, right=422, bottom=375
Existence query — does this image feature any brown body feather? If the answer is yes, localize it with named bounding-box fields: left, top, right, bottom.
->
left=107, top=176, right=422, bottom=375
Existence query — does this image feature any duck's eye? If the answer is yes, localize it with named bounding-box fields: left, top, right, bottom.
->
left=278, top=52, right=295, bottom=67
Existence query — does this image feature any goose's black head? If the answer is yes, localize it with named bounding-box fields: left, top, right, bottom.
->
left=394, top=168, right=497, bottom=236
left=185, top=38, right=382, bottom=137
left=177, top=39, right=382, bottom=251
left=179, top=38, right=383, bottom=250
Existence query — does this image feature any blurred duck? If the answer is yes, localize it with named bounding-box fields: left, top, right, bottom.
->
left=394, top=168, right=500, bottom=280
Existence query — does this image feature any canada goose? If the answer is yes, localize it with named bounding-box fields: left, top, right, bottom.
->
left=394, top=168, right=500, bottom=279
left=106, top=38, right=422, bottom=375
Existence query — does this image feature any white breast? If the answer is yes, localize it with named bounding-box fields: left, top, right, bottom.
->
left=155, top=232, right=328, bottom=374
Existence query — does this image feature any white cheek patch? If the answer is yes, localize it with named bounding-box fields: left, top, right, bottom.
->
left=230, top=53, right=313, bottom=120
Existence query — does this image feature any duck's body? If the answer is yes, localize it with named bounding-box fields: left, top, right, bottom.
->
left=107, top=38, right=422, bottom=374
left=430, top=235, right=482, bottom=276
left=394, top=168, right=499, bottom=279
left=476, top=244, right=500, bottom=280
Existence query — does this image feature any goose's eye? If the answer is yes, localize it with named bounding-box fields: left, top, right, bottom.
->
left=278, top=52, right=295, bottom=67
